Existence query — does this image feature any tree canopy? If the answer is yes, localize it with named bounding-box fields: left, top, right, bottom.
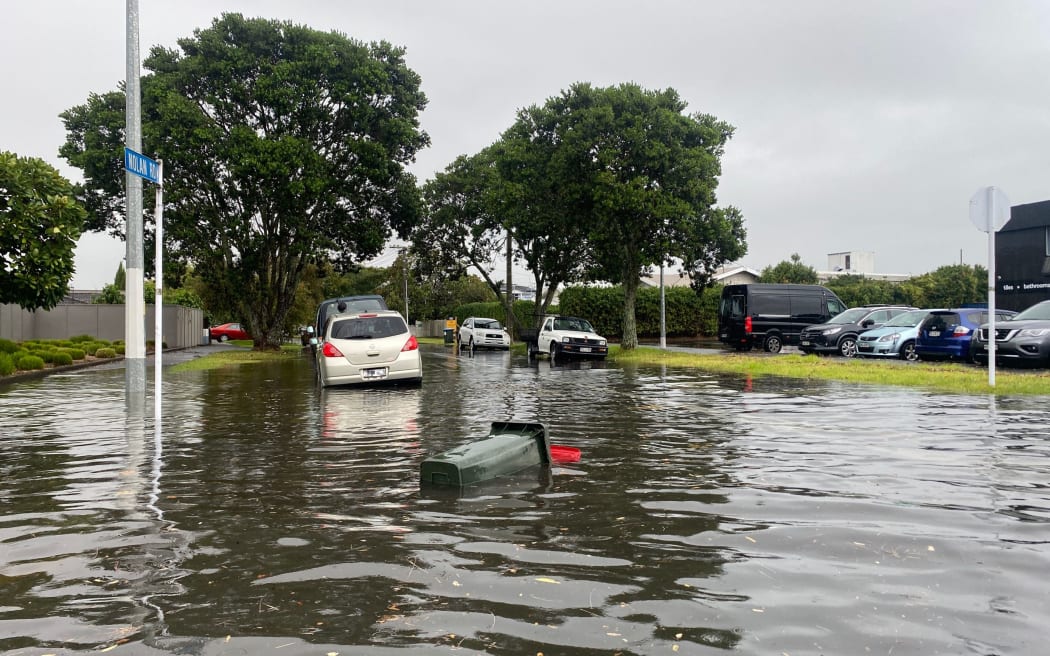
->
left=0, top=152, right=86, bottom=310
left=759, top=253, right=818, bottom=284
left=60, top=13, right=428, bottom=349
left=499, top=83, right=746, bottom=347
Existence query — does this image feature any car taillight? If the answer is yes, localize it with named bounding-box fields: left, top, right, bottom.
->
left=402, top=335, right=419, bottom=352
left=953, top=326, right=970, bottom=336
left=744, top=316, right=752, bottom=334
left=321, top=342, right=344, bottom=358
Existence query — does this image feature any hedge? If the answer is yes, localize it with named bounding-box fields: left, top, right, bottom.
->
left=556, top=284, right=723, bottom=338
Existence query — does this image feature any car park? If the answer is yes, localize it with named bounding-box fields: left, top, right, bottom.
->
left=799, top=305, right=916, bottom=357
left=209, top=322, right=250, bottom=342
left=459, top=317, right=511, bottom=350
left=315, top=310, right=422, bottom=387
left=534, top=315, right=608, bottom=360
left=915, top=307, right=1017, bottom=362
left=971, top=299, right=1050, bottom=368
left=719, top=283, right=846, bottom=353
left=856, top=309, right=931, bottom=361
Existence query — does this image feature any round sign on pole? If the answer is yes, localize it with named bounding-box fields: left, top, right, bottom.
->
left=969, top=186, right=1010, bottom=233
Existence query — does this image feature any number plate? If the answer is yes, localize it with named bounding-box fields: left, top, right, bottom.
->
left=580, top=347, right=592, bottom=353
left=362, top=367, right=387, bottom=379
left=801, top=340, right=811, bottom=346
left=929, top=330, right=941, bottom=337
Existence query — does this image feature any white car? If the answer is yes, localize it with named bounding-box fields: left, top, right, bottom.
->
left=316, top=310, right=422, bottom=386
left=459, top=317, right=511, bottom=351
left=535, top=315, right=608, bottom=360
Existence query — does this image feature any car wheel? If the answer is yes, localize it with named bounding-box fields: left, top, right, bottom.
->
left=219, top=334, right=228, bottom=342
left=763, top=335, right=783, bottom=354
left=838, top=336, right=857, bottom=357
left=899, top=340, right=918, bottom=361
left=468, top=337, right=475, bottom=352
left=549, top=343, right=558, bottom=361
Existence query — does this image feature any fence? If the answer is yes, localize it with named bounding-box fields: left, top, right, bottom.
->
left=0, top=303, right=205, bottom=350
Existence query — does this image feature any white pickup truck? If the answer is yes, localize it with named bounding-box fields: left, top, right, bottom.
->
left=531, top=315, right=608, bottom=360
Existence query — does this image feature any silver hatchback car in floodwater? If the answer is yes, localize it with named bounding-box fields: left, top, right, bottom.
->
left=315, top=310, right=422, bottom=387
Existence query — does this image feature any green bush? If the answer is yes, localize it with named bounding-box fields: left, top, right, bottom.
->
left=31, top=350, right=56, bottom=364
left=60, top=347, right=86, bottom=361
left=0, top=352, right=14, bottom=376
left=115, top=345, right=126, bottom=355
left=94, top=347, right=117, bottom=359
left=16, top=354, right=45, bottom=371
left=69, top=334, right=94, bottom=343
left=0, top=338, right=18, bottom=354
left=51, top=352, right=73, bottom=366
left=556, top=284, right=722, bottom=338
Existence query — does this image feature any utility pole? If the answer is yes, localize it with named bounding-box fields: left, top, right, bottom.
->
left=125, top=0, right=146, bottom=395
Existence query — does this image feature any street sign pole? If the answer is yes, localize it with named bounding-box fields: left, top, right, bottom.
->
left=154, top=160, right=164, bottom=433
left=969, top=186, right=1009, bottom=387
left=125, top=0, right=146, bottom=397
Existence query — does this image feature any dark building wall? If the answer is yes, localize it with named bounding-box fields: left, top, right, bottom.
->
left=997, top=200, right=1050, bottom=312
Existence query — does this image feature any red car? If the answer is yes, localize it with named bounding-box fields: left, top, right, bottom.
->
left=209, top=322, right=250, bottom=342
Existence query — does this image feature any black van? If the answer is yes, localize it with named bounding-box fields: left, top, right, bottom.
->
left=718, top=284, right=846, bottom=353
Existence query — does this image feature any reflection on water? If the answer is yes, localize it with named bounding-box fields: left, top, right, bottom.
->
left=1, top=346, right=1048, bottom=654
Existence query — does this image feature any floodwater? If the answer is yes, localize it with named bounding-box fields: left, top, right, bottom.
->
left=1, top=345, right=1048, bottom=655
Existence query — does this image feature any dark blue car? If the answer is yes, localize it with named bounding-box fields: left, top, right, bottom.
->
left=915, top=308, right=1017, bottom=362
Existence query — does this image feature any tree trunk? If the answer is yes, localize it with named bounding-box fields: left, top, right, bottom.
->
left=622, top=276, right=639, bottom=350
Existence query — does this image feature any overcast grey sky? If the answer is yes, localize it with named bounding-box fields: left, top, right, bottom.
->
left=4, top=1, right=1049, bottom=288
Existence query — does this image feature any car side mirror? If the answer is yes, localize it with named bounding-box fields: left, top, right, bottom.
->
left=861, top=319, right=874, bottom=327
left=309, top=337, right=318, bottom=346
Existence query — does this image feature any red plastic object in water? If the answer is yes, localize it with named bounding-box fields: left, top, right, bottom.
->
left=550, top=444, right=581, bottom=463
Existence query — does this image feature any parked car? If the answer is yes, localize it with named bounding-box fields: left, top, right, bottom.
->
left=534, top=315, right=608, bottom=360
left=719, top=283, right=847, bottom=353
left=856, top=309, right=932, bottom=361
left=915, top=307, right=1017, bottom=362
left=314, top=294, right=388, bottom=340
left=799, top=305, right=916, bottom=357
left=971, top=299, right=1050, bottom=368
left=459, top=317, right=511, bottom=350
left=209, top=322, right=250, bottom=342
left=315, top=310, right=422, bottom=387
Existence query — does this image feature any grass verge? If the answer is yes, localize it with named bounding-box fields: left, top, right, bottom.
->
left=169, top=343, right=303, bottom=373
left=608, top=346, right=1050, bottom=395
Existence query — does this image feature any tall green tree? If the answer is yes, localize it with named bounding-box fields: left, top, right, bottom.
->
left=0, top=152, right=86, bottom=310
left=60, top=13, right=428, bottom=349
left=502, top=83, right=746, bottom=347
left=759, top=253, right=818, bottom=284
left=415, top=150, right=508, bottom=304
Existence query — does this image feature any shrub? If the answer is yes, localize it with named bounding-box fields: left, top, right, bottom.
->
left=115, top=345, right=126, bottom=355
left=0, top=352, right=14, bottom=376
left=16, top=354, right=45, bottom=371
left=69, top=334, right=94, bottom=343
left=51, top=352, right=73, bottom=366
left=60, top=348, right=86, bottom=360
left=0, top=338, right=18, bottom=354
left=32, top=350, right=57, bottom=364
left=94, top=348, right=118, bottom=359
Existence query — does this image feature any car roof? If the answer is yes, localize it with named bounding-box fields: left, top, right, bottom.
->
left=330, top=309, right=402, bottom=321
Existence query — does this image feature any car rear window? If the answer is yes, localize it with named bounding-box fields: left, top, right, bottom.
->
left=330, top=316, right=407, bottom=339
left=925, top=313, right=961, bottom=331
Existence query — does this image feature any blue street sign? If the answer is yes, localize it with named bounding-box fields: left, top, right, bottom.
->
left=124, top=147, right=160, bottom=184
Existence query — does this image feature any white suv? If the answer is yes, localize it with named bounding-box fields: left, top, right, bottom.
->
left=535, top=315, right=608, bottom=360
left=459, top=317, right=511, bottom=350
